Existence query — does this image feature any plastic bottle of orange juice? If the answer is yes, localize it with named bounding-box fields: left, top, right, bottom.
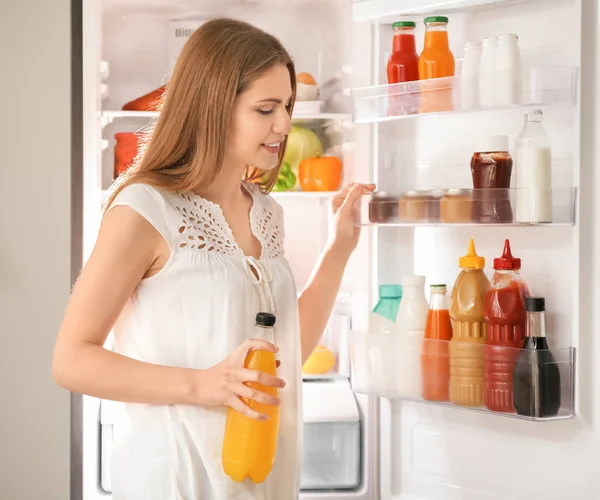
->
left=449, top=239, right=490, bottom=407
left=222, top=312, right=280, bottom=483
left=421, top=284, right=453, bottom=402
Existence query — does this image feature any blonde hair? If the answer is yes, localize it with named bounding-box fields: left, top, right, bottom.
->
left=105, top=18, right=296, bottom=212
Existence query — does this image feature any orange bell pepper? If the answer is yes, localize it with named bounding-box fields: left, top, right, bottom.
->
left=298, top=156, right=343, bottom=192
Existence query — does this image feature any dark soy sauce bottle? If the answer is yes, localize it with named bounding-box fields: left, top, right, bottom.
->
left=513, top=297, right=561, bottom=418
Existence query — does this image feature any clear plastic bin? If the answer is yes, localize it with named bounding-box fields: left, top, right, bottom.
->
left=349, top=332, right=576, bottom=421
left=351, top=65, right=579, bottom=123
left=359, top=187, right=577, bottom=227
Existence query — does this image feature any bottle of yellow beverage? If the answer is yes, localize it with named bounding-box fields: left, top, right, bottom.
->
left=222, top=312, right=279, bottom=483
left=449, top=239, right=489, bottom=407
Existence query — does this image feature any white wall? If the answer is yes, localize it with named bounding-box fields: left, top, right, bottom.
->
left=0, top=0, right=75, bottom=498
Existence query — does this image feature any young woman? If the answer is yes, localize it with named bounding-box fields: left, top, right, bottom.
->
left=52, top=17, right=373, bottom=499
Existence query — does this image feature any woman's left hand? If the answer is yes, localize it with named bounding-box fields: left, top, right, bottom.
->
left=328, top=183, right=376, bottom=259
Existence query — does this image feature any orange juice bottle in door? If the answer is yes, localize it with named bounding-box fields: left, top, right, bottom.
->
left=222, top=313, right=280, bottom=483
left=418, top=16, right=455, bottom=113
left=449, top=239, right=489, bottom=407
left=422, top=284, right=453, bottom=402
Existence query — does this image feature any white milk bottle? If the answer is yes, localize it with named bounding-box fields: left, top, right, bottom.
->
left=515, top=109, right=553, bottom=223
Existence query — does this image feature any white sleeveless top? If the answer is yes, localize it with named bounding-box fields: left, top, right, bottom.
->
left=106, top=182, right=302, bottom=500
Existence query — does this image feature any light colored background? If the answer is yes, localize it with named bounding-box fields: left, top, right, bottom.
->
left=0, top=0, right=75, bottom=498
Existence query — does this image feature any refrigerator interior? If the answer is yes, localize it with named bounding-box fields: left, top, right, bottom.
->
left=349, top=0, right=600, bottom=499
left=81, top=0, right=376, bottom=499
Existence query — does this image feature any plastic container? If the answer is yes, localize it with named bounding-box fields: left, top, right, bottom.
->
left=369, top=284, right=403, bottom=335
left=495, top=33, right=521, bottom=106
left=222, top=312, right=280, bottom=483
left=422, top=284, right=453, bottom=401
left=483, top=240, right=530, bottom=413
left=460, top=41, right=482, bottom=110
left=449, top=239, right=490, bottom=407
left=479, top=36, right=498, bottom=108
left=114, top=133, right=143, bottom=179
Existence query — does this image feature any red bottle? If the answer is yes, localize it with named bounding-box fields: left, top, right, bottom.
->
left=483, top=239, right=530, bottom=413
left=387, top=21, right=419, bottom=84
left=387, top=21, right=419, bottom=116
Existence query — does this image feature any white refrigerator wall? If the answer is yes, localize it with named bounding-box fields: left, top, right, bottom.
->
left=363, top=0, right=600, bottom=498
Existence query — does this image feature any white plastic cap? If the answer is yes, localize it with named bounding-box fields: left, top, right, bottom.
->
left=478, top=134, right=509, bottom=153
left=402, top=275, right=426, bottom=286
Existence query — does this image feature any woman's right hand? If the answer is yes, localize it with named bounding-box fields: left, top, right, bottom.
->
left=197, top=338, right=286, bottom=420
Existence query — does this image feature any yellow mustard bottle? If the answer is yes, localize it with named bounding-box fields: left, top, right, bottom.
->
left=449, top=239, right=490, bottom=407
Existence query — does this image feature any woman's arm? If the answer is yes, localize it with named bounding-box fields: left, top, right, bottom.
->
left=52, top=206, right=283, bottom=419
left=298, top=183, right=375, bottom=363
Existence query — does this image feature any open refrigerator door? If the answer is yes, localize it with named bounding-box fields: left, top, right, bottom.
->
left=348, top=0, right=600, bottom=499
left=80, top=0, right=378, bottom=499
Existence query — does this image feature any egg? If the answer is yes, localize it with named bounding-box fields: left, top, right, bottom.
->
left=296, top=72, right=319, bottom=101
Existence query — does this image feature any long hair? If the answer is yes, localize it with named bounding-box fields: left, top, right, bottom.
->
left=104, top=18, right=296, bottom=212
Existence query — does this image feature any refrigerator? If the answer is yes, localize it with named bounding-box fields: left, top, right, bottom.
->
left=76, top=0, right=600, bottom=498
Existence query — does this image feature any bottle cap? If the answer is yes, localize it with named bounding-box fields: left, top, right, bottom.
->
left=402, top=275, right=426, bottom=287
left=499, top=33, right=519, bottom=43
left=493, top=239, right=521, bottom=270
left=430, top=284, right=447, bottom=294
left=525, top=297, right=545, bottom=312
left=459, top=239, right=485, bottom=269
left=379, top=284, right=403, bottom=299
left=478, top=134, right=509, bottom=153
left=392, top=21, right=416, bottom=29
left=256, top=312, right=276, bottom=327
left=424, top=16, right=449, bottom=24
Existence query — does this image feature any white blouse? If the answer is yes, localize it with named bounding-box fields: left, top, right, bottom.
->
left=107, top=181, right=302, bottom=500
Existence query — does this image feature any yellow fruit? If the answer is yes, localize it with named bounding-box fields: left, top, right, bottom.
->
left=302, top=345, right=336, bottom=375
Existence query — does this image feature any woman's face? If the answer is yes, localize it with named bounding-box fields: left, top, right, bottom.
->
left=228, top=64, right=293, bottom=171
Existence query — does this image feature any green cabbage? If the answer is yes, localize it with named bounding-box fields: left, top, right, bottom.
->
left=283, top=126, right=323, bottom=175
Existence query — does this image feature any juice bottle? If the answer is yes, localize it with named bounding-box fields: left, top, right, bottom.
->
left=449, top=239, right=490, bottom=407
left=222, top=312, right=280, bottom=483
left=387, top=20, right=420, bottom=116
left=387, top=21, right=419, bottom=84
left=418, top=16, right=455, bottom=113
left=422, top=284, right=453, bottom=402
left=483, top=240, right=530, bottom=413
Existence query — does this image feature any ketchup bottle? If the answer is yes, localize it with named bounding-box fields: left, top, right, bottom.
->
left=483, top=239, right=530, bottom=413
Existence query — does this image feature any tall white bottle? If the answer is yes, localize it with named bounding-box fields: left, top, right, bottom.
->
left=479, top=36, right=498, bottom=108
left=515, top=109, right=553, bottom=223
left=394, top=275, right=428, bottom=399
left=495, top=33, right=521, bottom=106
left=461, top=41, right=482, bottom=110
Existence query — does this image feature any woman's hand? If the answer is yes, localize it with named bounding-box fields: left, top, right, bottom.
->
left=329, top=183, right=376, bottom=259
left=196, top=338, right=285, bottom=420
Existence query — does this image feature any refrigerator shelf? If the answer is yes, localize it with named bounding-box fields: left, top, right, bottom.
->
left=359, top=187, right=576, bottom=227
left=349, top=332, right=576, bottom=421
left=100, top=109, right=351, bottom=127
left=351, top=65, right=578, bottom=124
left=353, top=0, right=552, bottom=22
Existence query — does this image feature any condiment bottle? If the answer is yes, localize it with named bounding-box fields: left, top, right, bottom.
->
left=449, top=239, right=490, bottom=407
left=222, top=312, right=280, bottom=483
left=513, top=297, right=562, bottom=418
left=515, top=109, right=552, bottom=223
left=422, top=284, right=453, bottom=402
left=470, top=135, right=513, bottom=223
left=483, top=239, right=530, bottom=413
